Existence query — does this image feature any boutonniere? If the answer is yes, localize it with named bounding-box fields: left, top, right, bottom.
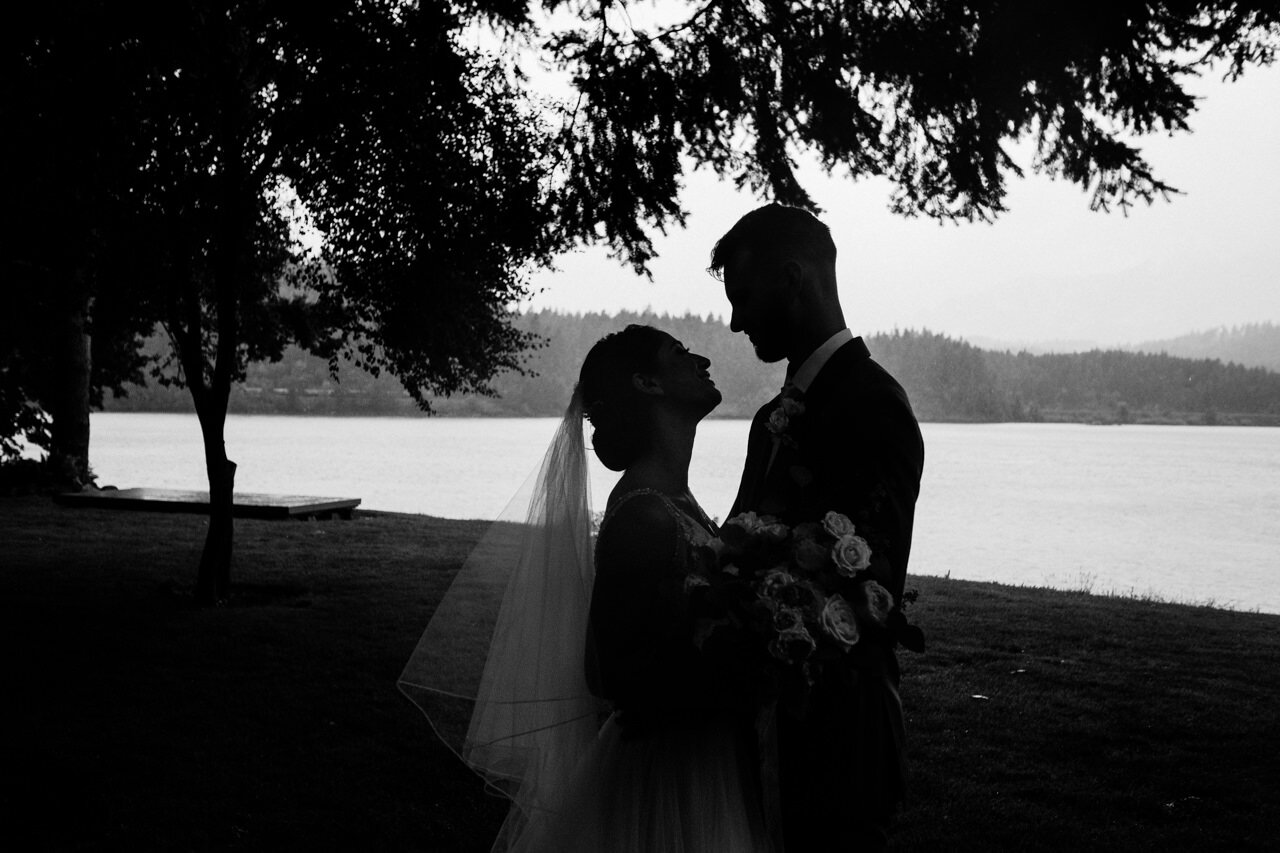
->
left=765, top=385, right=805, bottom=449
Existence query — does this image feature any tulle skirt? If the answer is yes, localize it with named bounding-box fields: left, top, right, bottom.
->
left=506, top=712, right=774, bottom=853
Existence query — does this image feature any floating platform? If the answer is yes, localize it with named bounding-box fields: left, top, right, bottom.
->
left=56, top=488, right=360, bottom=520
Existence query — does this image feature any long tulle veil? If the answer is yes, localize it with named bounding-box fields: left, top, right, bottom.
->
left=398, top=389, right=604, bottom=849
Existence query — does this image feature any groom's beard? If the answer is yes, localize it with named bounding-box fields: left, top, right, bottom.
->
left=752, top=339, right=788, bottom=364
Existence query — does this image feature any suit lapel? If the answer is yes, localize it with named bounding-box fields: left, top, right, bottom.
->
left=730, top=393, right=781, bottom=517
left=804, top=336, right=870, bottom=403
left=752, top=338, right=873, bottom=518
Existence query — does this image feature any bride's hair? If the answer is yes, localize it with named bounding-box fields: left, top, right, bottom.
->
left=578, top=324, right=668, bottom=471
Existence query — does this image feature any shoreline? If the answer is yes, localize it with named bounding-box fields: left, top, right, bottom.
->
left=96, top=406, right=1280, bottom=427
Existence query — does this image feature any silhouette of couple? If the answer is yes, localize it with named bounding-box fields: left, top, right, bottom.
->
left=402, top=203, right=925, bottom=851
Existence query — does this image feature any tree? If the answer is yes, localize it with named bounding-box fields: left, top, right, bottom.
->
left=110, top=1, right=574, bottom=604
left=3, top=3, right=154, bottom=482
left=541, top=0, right=1279, bottom=262
left=281, top=3, right=564, bottom=408
left=7, top=1, right=570, bottom=602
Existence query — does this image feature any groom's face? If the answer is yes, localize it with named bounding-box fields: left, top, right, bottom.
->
left=722, top=250, right=790, bottom=363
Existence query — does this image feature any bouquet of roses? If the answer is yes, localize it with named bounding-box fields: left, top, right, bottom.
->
left=686, top=509, right=923, bottom=702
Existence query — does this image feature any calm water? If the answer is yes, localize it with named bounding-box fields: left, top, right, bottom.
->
left=87, top=413, right=1280, bottom=614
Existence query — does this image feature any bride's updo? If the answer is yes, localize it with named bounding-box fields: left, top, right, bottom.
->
left=578, top=324, right=668, bottom=472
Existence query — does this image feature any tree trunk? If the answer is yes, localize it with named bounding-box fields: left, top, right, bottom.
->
left=194, top=398, right=236, bottom=606
left=190, top=24, right=253, bottom=606
left=47, top=277, right=93, bottom=487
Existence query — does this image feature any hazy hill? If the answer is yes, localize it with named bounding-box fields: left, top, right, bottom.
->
left=1125, top=323, right=1280, bottom=372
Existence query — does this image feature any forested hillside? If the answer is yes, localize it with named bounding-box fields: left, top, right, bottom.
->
left=105, top=311, right=1280, bottom=425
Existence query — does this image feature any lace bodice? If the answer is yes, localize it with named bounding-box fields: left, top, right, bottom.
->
left=589, top=488, right=750, bottom=731
left=597, top=487, right=716, bottom=561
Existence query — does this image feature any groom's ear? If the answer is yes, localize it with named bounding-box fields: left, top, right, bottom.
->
left=780, top=259, right=805, bottom=298
left=632, top=372, right=664, bottom=396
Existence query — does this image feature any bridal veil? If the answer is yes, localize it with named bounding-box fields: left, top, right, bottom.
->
left=398, top=390, right=604, bottom=849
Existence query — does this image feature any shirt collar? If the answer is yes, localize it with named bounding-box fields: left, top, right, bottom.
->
left=787, top=328, right=854, bottom=393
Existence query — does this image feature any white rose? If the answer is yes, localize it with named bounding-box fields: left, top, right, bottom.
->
left=758, top=521, right=790, bottom=544
left=820, top=594, right=860, bottom=650
left=721, top=514, right=759, bottom=553
left=684, top=574, right=710, bottom=594
left=772, top=605, right=804, bottom=633
left=759, top=568, right=797, bottom=598
left=791, top=536, right=829, bottom=573
left=726, top=511, right=762, bottom=534
left=779, top=396, right=805, bottom=417
left=769, top=626, right=817, bottom=662
left=855, top=580, right=894, bottom=627
left=831, top=533, right=872, bottom=577
left=766, top=408, right=790, bottom=435
left=822, top=511, right=856, bottom=538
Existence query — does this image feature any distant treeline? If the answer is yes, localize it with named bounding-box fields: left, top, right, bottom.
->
left=105, top=311, right=1280, bottom=425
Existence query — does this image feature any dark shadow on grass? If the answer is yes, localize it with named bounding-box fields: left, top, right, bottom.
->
left=154, top=579, right=313, bottom=607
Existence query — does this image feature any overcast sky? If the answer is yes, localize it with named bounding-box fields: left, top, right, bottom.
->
left=522, top=61, right=1280, bottom=349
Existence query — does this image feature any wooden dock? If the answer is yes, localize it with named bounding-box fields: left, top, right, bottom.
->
left=56, top=488, right=361, bottom=520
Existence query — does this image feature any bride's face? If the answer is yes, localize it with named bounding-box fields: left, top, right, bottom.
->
left=649, top=335, right=722, bottom=417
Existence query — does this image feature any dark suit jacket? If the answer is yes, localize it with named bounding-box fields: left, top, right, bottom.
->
left=731, top=336, right=924, bottom=846
left=731, top=336, right=924, bottom=605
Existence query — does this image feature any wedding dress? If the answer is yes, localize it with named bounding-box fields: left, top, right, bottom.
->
left=512, top=487, right=772, bottom=852
left=399, top=393, right=772, bottom=852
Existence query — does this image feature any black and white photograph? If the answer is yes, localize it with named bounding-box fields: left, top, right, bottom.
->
left=4, top=2, right=1278, bottom=850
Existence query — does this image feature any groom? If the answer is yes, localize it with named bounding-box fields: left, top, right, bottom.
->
left=711, top=203, right=925, bottom=850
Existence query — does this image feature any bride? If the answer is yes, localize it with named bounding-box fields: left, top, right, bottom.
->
left=400, top=324, right=774, bottom=852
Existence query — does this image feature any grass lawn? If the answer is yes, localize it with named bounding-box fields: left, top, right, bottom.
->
left=3, top=496, right=1277, bottom=851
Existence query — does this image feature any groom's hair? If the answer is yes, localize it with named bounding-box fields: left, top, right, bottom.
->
left=708, top=203, right=837, bottom=279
